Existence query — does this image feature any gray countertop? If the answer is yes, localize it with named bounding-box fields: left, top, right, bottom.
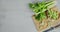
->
left=0, top=0, right=60, bottom=32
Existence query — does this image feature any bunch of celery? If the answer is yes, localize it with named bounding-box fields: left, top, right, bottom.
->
left=29, top=0, right=56, bottom=20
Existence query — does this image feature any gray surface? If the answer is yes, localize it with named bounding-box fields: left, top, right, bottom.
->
left=0, top=0, right=60, bottom=32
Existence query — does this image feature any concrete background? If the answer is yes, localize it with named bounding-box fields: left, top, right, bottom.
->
left=0, top=0, right=60, bottom=32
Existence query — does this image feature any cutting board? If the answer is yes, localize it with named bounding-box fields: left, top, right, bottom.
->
left=32, top=6, right=60, bottom=32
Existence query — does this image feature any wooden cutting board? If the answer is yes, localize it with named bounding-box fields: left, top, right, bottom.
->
left=32, top=6, right=60, bottom=32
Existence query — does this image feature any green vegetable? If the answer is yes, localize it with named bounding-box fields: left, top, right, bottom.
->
left=35, top=12, right=46, bottom=21
left=29, top=1, right=55, bottom=14
left=48, top=9, right=58, bottom=19
left=29, top=0, right=56, bottom=21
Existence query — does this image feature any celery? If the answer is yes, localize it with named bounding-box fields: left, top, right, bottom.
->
left=35, top=12, right=46, bottom=21
left=29, top=0, right=56, bottom=20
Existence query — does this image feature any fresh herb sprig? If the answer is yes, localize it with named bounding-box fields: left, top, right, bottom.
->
left=48, top=9, right=58, bottom=20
